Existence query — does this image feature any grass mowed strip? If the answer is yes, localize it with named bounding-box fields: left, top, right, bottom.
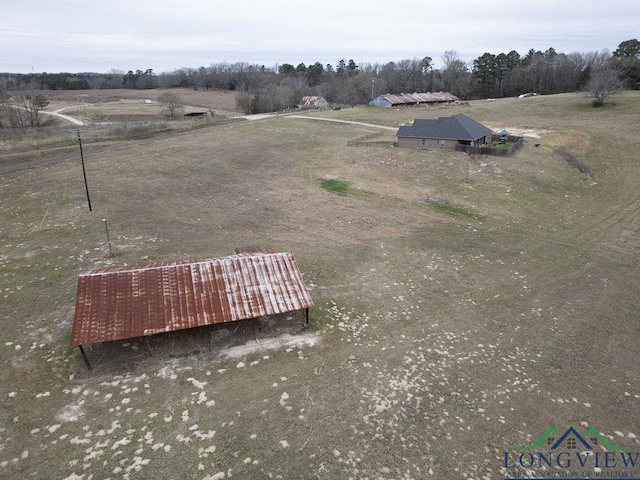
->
left=0, top=92, right=639, bottom=479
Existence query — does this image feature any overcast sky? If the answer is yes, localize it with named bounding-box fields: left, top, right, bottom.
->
left=2, top=0, right=639, bottom=74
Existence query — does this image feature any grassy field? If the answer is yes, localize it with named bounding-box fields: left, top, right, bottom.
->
left=0, top=91, right=639, bottom=479
left=0, top=89, right=243, bottom=169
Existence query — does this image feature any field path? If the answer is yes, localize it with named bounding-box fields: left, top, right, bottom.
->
left=284, top=114, right=398, bottom=131
left=240, top=111, right=397, bottom=131
left=39, top=107, right=86, bottom=126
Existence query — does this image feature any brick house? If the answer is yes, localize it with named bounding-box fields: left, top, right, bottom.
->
left=396, top=113, right=493, bottom=150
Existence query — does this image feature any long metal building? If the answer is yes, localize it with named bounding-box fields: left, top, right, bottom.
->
left=369, top=92, right=460, bottom=107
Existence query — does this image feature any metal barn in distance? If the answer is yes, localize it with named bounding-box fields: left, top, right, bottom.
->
left=369, top=92, right=460, bottom=108
left=70, top=251, right=314, bottom=368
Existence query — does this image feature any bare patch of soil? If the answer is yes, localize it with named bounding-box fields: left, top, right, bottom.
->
left=555, top=146, right=595, bottom=181
left=485, top=124, right=550, bottom=138
left=76, top=311, right=309, bottom=372
left=219, top=332, right=319, bottom=359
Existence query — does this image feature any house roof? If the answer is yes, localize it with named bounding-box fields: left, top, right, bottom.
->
left=550, top=427, right=593, bottom=450
left=396, top=113, right=493, bottom=141
left=374, top=92, right=459, bottom=105
left=298, top=96, right=328, bottom=107
left=70, top=251, right=314, bottom=346
left=515, top=426, right=628, bottom=451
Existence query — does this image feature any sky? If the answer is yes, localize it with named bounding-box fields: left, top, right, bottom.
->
left=2, top=0, right=639, bottom=74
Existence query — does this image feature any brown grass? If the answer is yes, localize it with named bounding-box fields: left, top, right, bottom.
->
left=43, top=88, right=241, bottom=113
left=0, top=91, right=639, bottom=479
left=0, top=89, right=243, bottom=169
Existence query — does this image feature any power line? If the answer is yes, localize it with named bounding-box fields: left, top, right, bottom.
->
left=76, top=129, right=92, bottom=211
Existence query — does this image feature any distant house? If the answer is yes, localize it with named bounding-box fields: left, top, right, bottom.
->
left=297, top=96, right=329, bottom=110
left=370, top=92, right=459, bottom=108
left=396, top=113, right=493, bottom=149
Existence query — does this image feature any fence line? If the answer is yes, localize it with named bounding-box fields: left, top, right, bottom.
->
left=347, top=131, right=385, bottom=146
left=455, top=135, right=524, bottom=156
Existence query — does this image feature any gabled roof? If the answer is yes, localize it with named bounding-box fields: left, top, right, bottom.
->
left=516, top=426, right=632, bottom=452
left=298, top=96, right=328, bottom=107
left=551, top=427, right=593, bottom=450
left=396, top=114, right=493, bottom=141
left=70, top=252, right=313, bottom=346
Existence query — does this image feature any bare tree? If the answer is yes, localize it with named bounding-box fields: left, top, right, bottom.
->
left=585, top=66, right=624, bottom=107
left=157, top=92, right=183, bottom=117
left=235, top=91, right=255, bottom=114
left=31, top=94, right=49, bottom=126
left=345, top=72, right=376, bottom=105
left=440, top=51, right=471, bottom=99
left=2, top=93, right=49, bottom=127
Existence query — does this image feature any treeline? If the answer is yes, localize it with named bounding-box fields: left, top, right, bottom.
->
left=1, top=39, right=638, bottom=114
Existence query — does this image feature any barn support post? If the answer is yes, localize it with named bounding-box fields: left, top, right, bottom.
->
left=144, top=336, right=153, bottom=357
left=253, top=318, right=261, bottom=344
left=78, top=345, right=92, bottom=370
left=305, top=308, right=309, bottom=326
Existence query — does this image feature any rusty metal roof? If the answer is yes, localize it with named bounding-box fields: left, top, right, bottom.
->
left=377, top=92, right=460, bottom=105
left=298, top=96, right=327, bottom=107
left=70, top=252, right=314, bottom=346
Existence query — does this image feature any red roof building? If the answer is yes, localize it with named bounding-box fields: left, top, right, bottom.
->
left=70, top=251, right=313, bottom=367
left=297, top=96, right=329, bottom=109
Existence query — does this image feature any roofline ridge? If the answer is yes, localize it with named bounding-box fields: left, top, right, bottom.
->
left=79, top=251, right=288, bottom=277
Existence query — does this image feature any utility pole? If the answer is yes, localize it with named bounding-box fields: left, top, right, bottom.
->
left=77, top=130, right=92, bottom=211
left=371, top=78, right=375, bottom=100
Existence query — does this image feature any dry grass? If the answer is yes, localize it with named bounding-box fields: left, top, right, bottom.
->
left=0, top=91, right=639, bottom=479
left=44, top=88, right=241, bottom=114
left=0, top=89, right=242, bottom=169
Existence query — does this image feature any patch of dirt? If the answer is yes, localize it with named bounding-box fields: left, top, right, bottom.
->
left=485, top=125, right=549, bottom=138
left=554, top=146, right=595, bottom=181
left=219, top=332, right=319, bottom=359
left=55, top=403, right=85, bottom=423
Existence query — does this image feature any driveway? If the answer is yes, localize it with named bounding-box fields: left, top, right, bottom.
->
left=240, top=111, right=397, bottom=131
left=284, top=114, right=397, bottom=131
left=40, top=108, right=85, bottom=126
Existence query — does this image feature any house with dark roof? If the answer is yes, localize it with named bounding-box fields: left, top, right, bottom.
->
left=396, top=113, right=493, bottom=150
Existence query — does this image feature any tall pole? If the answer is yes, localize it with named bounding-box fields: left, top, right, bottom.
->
left=371, top=79, right=375, bottom=100
left=77, top=130, right=92, bottom=211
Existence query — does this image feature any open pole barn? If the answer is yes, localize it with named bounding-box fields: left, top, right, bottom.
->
left=70, top=251, right=314, bottom=369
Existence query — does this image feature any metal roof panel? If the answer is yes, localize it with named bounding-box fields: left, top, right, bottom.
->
left=70, top=252, right=313, bottom=346
left=378, top=92, right=459, bottom=105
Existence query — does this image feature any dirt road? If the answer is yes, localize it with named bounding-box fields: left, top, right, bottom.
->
left=40, top=108, right=86, bottom=126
